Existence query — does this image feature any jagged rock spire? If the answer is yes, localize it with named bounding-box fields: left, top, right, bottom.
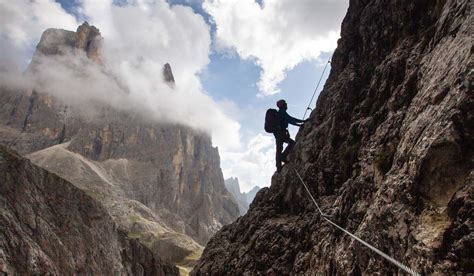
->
left=163, top=63, right=175, bottom=86
left=75, top=22, right=102, bottom=62
left=33, top=22, right=102, bottom=63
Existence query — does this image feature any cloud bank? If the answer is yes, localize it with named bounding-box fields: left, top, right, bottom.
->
left=221, top=133, right=274, bottom=192
left=203, top=0, right=348, bottom=96
left=1, top=0, right=349, bottom=191
left=0, top=0, right=241, bottom=150
left=0, top=0, right=77, bottom=69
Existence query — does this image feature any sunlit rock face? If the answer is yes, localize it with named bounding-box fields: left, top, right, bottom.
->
left=193, top=0, right=473, bottom=275
left=0, top=145, right=179, bottom=275
left=0, top=22, right=239, bottom=272
left=75, top=22, right=102, bottom=61
left=29, top=22, right=102, bottom=67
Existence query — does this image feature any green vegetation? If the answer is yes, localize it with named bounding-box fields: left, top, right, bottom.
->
left=177, top=265, right=190, bottom=276
left=125, top=214, right=202, bottom=275
left=127, top=231, right=142, bottom=239
left=128, top=215, right=143, bottom=223
left=176, top=249, right=203, bottom=276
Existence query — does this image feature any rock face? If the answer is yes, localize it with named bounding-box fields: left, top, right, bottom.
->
left=0, top=22, right=239, bottom=272
left=32, top=22, right=101, bottom=63
left=193, top=0, right=473, bottom=274
left=26, top=142, right=204, bottom=266
left=225, top=177, right=248, bottom=214
left=244, top=186, right=261, bottom=206
left=225, top=177, right=261, bottom=214
left=163, top=63, right=175, bottom=85
left=0, top=145, right=178, bottom=275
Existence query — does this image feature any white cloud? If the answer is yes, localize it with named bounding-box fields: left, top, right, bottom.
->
left=203, top=0, right=348, bottom=96
left=221, top=133, right=275, bottom=192
left=0, top=0, right=241, bottom=150
left=0, top=0, right=78, bottom=69
left=0, top=0, right=347, bottom=191
left=79, top=0, right=241, bottom=149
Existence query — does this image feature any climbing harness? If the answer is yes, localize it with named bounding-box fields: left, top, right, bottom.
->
left=293, top=168, right=420, bottom=276
left=302, top=56, right=332, bottom=120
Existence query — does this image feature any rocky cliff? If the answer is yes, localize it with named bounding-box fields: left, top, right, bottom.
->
left=0, top=145, right=178, bottom=275
left=0, top=22, right=239, bottom=273
left=225, top=177, right=260, bottom=215
left=193, top=0, right=473, bottom=274
left=225, top=177, right=249, bottom=214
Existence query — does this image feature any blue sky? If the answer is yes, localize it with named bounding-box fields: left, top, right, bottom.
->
left=57, top=0, right=331, bottom=114
left=5, top=0, right=347, bottom=191
left=200, top=52, right=331, bottom=136
left=164, top=0, right=340, bottom=192
left=163, top=0, right=335, bottom=140
left=56, top=0, right=332, bottom=122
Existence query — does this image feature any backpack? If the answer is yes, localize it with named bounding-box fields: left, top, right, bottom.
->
left=264, top=108, right=280, bottom=133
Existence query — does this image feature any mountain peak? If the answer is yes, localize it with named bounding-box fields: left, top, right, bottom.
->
left=225, top=178, right=260, bottom=215
left=163, top=63, right=175, bottom=86
left=225, top=177, right=240, bottom=190
left=75, top=21, right=102, bottom=61
left=35, top=22, right=102, bottom=60
left=33, top=23, right=175, bottom=86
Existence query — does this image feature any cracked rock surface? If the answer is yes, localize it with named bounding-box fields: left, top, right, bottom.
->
left=193, top=0, right=473, bottom=274
left=0, top=146, right=178, bottom=275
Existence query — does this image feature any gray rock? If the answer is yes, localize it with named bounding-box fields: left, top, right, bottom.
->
left=0, top=145, right=178, bottom=275
left=193, top=0, right=473, bottom=274
left=244, top=186, right=261, bottom=206
left=163, top=63, right=175, bottom=85
left=225, top=177, right=248, bottom=214
left=225, top=177, right=261, bottom=214
left=0, top=22, right=240, bottom=272
left=0, top=22, right=239, bottom=246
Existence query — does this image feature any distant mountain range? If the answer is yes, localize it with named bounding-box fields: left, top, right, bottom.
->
left=0, top=22, right=239, bottom=274
left=225, top=177, right=260, bottom=215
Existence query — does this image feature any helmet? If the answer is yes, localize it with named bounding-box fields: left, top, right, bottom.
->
left=276, top=99, right=286, bottom=109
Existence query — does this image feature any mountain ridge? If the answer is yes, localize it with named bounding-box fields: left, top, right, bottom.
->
left=225, top=177, right=260, bottom=214
left=192, top=0, right=473, bottom=274
left=0, top=145, right=178, bottom=275
left=0, top=22, right=240, bottom=273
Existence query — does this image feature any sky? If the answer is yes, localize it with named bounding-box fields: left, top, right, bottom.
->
left=0, top=0, right=348, bottom=192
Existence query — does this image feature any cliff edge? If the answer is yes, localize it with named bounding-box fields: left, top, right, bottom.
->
left=0, top=145, right=178, bottom=275
left=193, top=0, right=472, bottom=274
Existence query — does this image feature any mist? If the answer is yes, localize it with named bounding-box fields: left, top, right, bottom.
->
left=0, top=0, right=241, bottom=150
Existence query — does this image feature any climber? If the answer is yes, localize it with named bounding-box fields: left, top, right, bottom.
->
left=265, top=99, right=306, bottom=173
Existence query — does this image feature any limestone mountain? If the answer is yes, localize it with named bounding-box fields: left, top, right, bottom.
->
left=244, top=186, right=261, bottom=206
left=0, top=22, right=239, bottom=273
left=193, top=0, right=473, bottom=274
left=0, top=145, right=178, bottom=275
left=225, top=177, right=260, bottom=214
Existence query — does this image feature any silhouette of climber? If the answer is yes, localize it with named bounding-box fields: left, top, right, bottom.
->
left=274, top=99, right=305, bottom=172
